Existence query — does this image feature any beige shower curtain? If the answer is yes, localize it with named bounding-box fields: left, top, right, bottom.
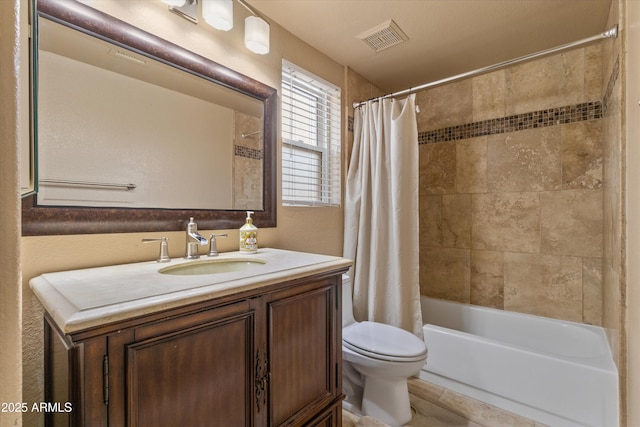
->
left=343, top=94, right=423, bottom=337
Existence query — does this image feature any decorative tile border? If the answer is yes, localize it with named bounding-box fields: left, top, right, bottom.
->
left=418, top=101, right=602, bottom=145
left=234, top=144, right=263, bottom=160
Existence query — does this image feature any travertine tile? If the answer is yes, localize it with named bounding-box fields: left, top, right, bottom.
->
left=419, top=142, right=456, bottom=194
left=471, top=250, right=504, bottom=309
left=420, top=195, right=442, bottom=247
left=413, top=42, right=606, bottom=341
left=234, top=112, right=262, bottom=150
left=417, top=80, right=472, bottom=131
left=583, top=257, right=603, bottom=325
left=442, top=194, right=471, bottom=249
left=455, top=137, right=487, bottom=194
left=539, top=189, right=603, bottom=258
left=472, top=70, right=505, bottom=122
left=233, top=156, right=262, bottom=210
left=584, top=44, right=603, bottom=101
left=407, top=378, right=542, bottom=427
left=471, top=192, right=540, bottom=253
left=438, top=389, right=536, bottom=427
left=408, top=377, right=445, bottom=402
left=408, top=395, right=482, bottom=427
left=487, top=127, right=561, bottom=192
left=504, top=252, right=583, bottom=321
left=343, top=409, right=360, bottom=427
left=505, top=49, right=584, bottom=115
left=561, top=120, right=603, bottom=189
left=601, top=55, right=624, bottom=370
left=420, top=247, right=470, bottom=302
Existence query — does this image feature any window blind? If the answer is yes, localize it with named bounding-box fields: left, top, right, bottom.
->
left=281, top=60, right=341, bottom=206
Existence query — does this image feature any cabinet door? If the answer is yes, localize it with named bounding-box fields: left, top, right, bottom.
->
left=267, top=278, right=339, bottom=426
left=125, top=305, right=255, bottom=427
left=44, top=315, right=107, bottom=427
left=306, top=403, right=342, bottom=427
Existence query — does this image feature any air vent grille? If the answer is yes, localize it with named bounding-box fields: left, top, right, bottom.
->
left=358, top=20, right=408, bottom=53
left=108, top=48, right=147, bottom=65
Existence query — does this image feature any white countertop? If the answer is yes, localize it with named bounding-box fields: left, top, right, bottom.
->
left=30, top=248, right=352, bottom=334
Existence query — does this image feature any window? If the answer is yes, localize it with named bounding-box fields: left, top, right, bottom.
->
left=281, top=60, right=341, bottom=206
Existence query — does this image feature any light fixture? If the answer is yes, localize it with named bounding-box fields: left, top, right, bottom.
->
left=244, top=15, right=269, bottom=54
left=202, top=0, right=234, bottom=31
left=162, top=0, right=270, bottom=55
left=165, top=0, right=198, bottom=23
left=236, top=0, right=270, bottom=54
left=162, top=0, right=186, bottom=6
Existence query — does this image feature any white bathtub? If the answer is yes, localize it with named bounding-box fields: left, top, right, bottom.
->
left=419, top=297, right=618, bottom=427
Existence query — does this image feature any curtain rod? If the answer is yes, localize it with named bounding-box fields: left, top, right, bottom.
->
left=353, top=25, right=618, bottom=109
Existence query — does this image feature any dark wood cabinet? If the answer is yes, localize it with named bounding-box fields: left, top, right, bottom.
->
left=44, top=272, right=344, bottom=427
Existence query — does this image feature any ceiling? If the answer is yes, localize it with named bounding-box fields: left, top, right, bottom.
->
left=247, top=0, right=613, bottom=93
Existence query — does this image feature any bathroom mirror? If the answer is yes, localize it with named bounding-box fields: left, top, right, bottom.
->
left=22, top=0, right=277, bottom=235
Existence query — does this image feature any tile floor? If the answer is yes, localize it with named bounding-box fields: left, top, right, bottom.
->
left=342, top=377, right=550, bottom=427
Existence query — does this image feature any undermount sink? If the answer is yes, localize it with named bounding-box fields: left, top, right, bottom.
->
left=159, top=258, right=266, bottom=276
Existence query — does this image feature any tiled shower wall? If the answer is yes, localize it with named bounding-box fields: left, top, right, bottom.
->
left=601, top=0, right=625, bottom=413
left=417, top=44, right=605, bottom=324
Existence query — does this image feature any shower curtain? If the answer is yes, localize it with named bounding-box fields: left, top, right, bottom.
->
left=344, top=94, right=423, bottom=337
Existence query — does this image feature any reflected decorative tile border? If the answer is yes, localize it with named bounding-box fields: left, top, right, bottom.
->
left=234, top=144, right=263, bottom=160
left=603, top=55, right=620, bottom=113
left=418, top=101, right=602, bottom=145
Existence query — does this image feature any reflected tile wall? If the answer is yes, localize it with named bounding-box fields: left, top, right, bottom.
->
left=233, top=112, right=263, bottom=210
left=418, top=44, right=605, bottom=324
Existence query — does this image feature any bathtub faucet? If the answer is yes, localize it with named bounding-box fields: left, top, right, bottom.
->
left=185, top=217, right=208, bottom=259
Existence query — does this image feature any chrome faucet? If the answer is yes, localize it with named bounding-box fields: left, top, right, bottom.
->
left=207, top=233, right=228, bottom=257
left=185, top=217, right=208, bottom=259
left=141, top=237, right=171, bottom=263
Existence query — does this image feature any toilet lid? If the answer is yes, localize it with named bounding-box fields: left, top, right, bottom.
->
left=343, top=321, right=427, bottom=362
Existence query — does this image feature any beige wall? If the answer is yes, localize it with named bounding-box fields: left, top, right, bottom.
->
left=624, top=0, right=639, bottom=424
left=19, top=1, right=345, bottom=425
left=1, top=1, right=27, bottom=426
left=416, top=44, right=605, bottom=325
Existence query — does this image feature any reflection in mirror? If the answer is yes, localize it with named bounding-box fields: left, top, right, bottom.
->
left=23, top=0, right=277, bottom=235
left=38, top=18, right=263, bottom=211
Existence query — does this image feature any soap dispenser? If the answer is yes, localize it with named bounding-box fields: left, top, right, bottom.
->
left=239, top=211, right=258, bottom=253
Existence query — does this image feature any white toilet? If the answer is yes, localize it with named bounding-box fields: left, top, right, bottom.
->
left=341, top=275, right=428, bottom=426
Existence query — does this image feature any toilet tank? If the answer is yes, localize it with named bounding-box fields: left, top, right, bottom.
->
left=342, top=274, right=356, bottom=327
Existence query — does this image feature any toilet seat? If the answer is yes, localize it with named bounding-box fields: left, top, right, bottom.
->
left=343, top=321, right=427, bottom=362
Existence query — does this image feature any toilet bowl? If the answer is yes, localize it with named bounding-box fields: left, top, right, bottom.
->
left=341, top=275, right=428, bottom=426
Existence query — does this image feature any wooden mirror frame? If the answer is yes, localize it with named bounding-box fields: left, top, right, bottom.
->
left=22, top=0, right=277, bottom=236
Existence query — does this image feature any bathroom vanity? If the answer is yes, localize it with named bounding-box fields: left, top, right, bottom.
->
left=31, top=248, right=351, bottom=426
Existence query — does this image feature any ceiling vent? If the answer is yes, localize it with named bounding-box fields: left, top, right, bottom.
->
left=357, top=20, right=409, bottom=53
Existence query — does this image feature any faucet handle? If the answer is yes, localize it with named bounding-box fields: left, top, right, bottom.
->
left=142, top=237, right=171, bottom=263
left=207, top=233, right=228, bottom=257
